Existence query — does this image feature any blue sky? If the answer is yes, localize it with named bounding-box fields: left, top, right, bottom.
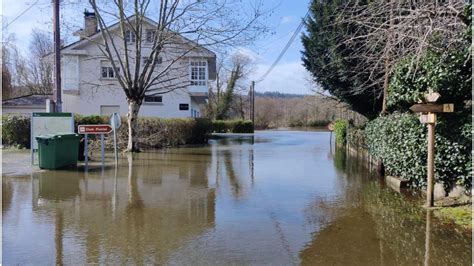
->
left=2, top=0, right=313, bottom=94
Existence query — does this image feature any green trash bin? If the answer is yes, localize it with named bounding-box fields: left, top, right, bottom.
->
left=36, top=133, right=81, bottom=170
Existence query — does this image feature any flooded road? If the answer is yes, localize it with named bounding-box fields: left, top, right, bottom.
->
left=2, top=130, right=471, bottom=265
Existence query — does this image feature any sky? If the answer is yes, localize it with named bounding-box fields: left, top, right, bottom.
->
left=1, top=0, right=313, bottom=95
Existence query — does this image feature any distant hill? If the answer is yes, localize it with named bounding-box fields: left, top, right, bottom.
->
left=255, top=91, right=308, bottom=99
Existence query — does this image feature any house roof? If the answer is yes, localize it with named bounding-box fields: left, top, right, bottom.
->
left=2, top=94, right=53, bottom=107
left=62, top=14, right=216, bottom=58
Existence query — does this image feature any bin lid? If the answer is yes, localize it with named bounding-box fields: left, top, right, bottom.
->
left=36, top=132, right=79, bottom=140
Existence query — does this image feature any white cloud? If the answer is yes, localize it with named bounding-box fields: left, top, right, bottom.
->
left=280, top=16, right=295, bottom=24
left=250, top=61, right=313, bottom=95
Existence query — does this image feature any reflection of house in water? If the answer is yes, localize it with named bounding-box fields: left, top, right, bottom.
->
left=31, top=152, right=216, bottom=264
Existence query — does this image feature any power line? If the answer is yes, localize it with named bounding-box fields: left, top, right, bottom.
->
left=4, top=0, right=41, bottom=29
left=256, top=10, right=309, bottom=83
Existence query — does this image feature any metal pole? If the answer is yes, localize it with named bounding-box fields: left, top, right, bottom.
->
left=84, top=134, right=88, bottom=168
left=426, top=114, right=435, bottom=207
left=113, top=127, right=118, bottom=164
left=101, top=134, right=105, bottom=165
left=53, top=0, right=62, bottom=112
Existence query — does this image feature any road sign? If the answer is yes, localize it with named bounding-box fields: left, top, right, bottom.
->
left=419, top=114, right=436, bottom=124
left=78, top=124, right=113, bottom=134
left=409, top=103, right=454, bottom=113
left=110, top=113, right=121, bottom=130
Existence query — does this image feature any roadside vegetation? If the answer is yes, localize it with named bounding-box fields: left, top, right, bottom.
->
left=1, top=114, right=212, bottom=150
left=302, top=0, right=472, bottom=195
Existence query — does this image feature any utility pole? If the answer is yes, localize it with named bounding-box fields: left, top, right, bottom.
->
left=53, top=0, right=62, bottom=112
left=250, top=81, right=255, bottom=125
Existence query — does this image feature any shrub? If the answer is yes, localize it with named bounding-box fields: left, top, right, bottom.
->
left=365, top=112, right=471, bottom=191
left=231, top=120, right=254, bottom=133
left=1, top=114, right=31, bottom=148
left=212, top=120, right=254, bottom=133
left=1, top=114, right=212, bottom=150
left=333, top=119, right=348, bottom=145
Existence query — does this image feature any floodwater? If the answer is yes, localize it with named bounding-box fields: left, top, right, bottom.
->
left=2, top=131, right=471, bottom=265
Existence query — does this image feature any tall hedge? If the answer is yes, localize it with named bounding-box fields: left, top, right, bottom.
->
left=1, top=114, right=212, bottom=150
left=365, top=113, right=471, bottom=191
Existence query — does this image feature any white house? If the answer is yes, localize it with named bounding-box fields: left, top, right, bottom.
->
left=60, top=11, right=216, bottom=118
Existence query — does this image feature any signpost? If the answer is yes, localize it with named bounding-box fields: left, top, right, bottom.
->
left=77, top=113, right=121, bottom=169
left=110, top=113, right=121, bottom=163
left=78, top=124, right=113, bottom=167
left=410, top=92, right=454, bottom=208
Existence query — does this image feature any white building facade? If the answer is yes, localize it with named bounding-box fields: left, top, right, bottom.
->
left=60, top=12, right=216, bottom=118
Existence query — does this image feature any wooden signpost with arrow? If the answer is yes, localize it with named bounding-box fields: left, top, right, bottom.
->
left=409, top=90, right=454, bottom=208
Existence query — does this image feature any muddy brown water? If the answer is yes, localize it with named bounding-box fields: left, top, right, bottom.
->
left=2, top=130, right=471, bottom=265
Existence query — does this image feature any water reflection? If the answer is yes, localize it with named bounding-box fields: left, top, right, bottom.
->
left=3, top=131, right=471, bottom=265
left=300, top=147, right=471, bottom=265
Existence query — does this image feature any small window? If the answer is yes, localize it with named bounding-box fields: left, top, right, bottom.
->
left=143, top=56, right=162, bottom=65
left=125, top=30, right=136, bottom=43
left=101, top=66, right=119, bottom=79
left=190, top=60, right=207, bottom=86
left=146, top=30, right=155, bottom=43
left=179, top=103, right=189, bottom=110
left=144, top=95, right=163, bottom=103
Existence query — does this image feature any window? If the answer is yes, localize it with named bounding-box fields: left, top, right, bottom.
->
left=179, top=103, right=189, bottom=110
left=146, top=30, right=155, bottom=43
left=100, top=105, right=120, bottom=115
left=144, top=95, right=163, bottom=103
left=190, top=61, right=207, bottom=86
left=101, top=66, right=119, bottom=79
left=125, top=30, right=136, bottom=43
left=142, top=56, right=162, bottom=65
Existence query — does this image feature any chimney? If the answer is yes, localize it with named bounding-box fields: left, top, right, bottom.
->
left=82, top=10, right=98, bottom=38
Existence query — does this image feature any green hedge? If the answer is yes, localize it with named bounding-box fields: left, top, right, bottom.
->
left=365, top=112, right=471, bottom=191
left=333, top=119, right=348, bottom=145
left=212, top=120, right=254, bottom=133
left=1, top=114, right=31, bottom=148
left=1, top=114, right=212, bottom=150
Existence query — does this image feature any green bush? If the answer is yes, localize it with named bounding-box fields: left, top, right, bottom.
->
left=388, top=50, right=471, bottom=112
left=365, top=113, right=471, bottom=191
left=1, top=114, right=212, bottom=150
left=333, top=119, right=348, bottom=145
left=212, top=120, right=254, bottom=133
left=232, top=120, right=254, bottom=133
left=1, top=114, right=31, bottom=148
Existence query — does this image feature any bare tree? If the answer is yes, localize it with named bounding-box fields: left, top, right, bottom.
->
left=86, top=0, right=267, bottom=151
left=207, top=51, right=253, bottom=120
left=337, top=0, right=467, bottom=112
left=28, top=29, right=53, bottom=94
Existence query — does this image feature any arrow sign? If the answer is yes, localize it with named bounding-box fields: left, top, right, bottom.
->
left=78, top=124, right=113, bottom=134
left=419, top=114, right=436, bottom=124
left=410, top=103, right=454, bottom=113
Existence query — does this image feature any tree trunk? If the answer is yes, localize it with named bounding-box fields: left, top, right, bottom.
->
left=127, top=99, right=141, bottom=152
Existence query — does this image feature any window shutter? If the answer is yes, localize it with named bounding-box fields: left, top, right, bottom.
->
left=63, top=55, right=79, bottom=90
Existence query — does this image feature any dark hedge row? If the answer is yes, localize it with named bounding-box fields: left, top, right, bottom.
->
left=212, top=120, right=254, bottom=133
left=1, top=114, right=212, bottom=150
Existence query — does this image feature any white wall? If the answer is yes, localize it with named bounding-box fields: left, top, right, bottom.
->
left=61, top=20, right=214, bottom=118
left=2, top=106, right=46, bottom=114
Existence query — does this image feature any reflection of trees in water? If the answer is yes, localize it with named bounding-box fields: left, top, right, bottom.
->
left=223, top=150, right=242, bottom=198
left=300, top=149, right=471, bottom=265
left=2, top=179, right=12, bottom=213
left=362, top=182, right=471, bottom=265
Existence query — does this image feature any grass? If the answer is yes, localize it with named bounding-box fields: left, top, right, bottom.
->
left=434, top=204, right=472, bottom=230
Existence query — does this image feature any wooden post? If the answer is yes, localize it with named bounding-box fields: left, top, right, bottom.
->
left=426, top=116, right=435, bottom=207
left=409, top=91, right=452, bottom=208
